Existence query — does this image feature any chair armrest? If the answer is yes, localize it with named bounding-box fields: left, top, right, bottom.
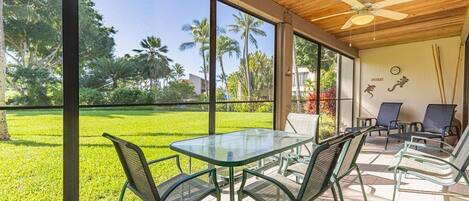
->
left=404, top=140, right=454, bottom=157
left=399, top=152, right=460, bottom=171
left=148, top=154, right=183, bottom=173
left=239, top=169, right=296, bottom=201
left=160, top=168, right=220, bottom=201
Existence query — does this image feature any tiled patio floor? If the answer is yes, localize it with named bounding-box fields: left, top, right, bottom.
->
left=206, top=134, right=469, bottom=201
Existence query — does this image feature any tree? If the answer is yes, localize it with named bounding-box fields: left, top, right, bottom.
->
left=171, top=63, right=185, bottom=81
left=216, top=35, right=239, bottom=94
left=228, top=12, right=266, bottom=99
left=180, top=19, right=209, bottom=95
left=249, top=51, right=273, bottom=100
left=89, top=57, right=136, bottom=89
left=0, top=0, right=8, bottom=140
left=133, top=36, right=172, bottom=92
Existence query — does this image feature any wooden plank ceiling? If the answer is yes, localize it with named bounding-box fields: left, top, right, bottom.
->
left=272, top=0, right=469, bottom=49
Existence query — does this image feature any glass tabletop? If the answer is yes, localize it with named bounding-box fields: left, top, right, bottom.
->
left=170, top=128, right=313, bottom=167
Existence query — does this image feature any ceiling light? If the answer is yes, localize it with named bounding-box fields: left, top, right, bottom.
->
left=351, top=13, right=375, bottom=25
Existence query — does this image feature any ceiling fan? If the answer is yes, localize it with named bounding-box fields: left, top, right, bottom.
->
left=312, top=0, right=412, bottom=29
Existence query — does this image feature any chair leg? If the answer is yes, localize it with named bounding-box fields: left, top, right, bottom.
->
left=378, top=130, right=381, bottom=136
left=237, top=191, right=243, bottom=201
left=119, top=181, right=128, bottom=201
left=335, top=181, right=345, bottom=201
left=385, top=137, right=389, bottom=150
left=440, top=137, right=445, bottom=150
left=356, top=166, right=368, bottom=201
left=330, top=185, right=339, bottom=201
left=462, top=172, right=469, bottom=192
left=392, top=170, right=402, bottom=201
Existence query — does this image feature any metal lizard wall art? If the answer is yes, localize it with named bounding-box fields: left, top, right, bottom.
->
left=364, top=84, right=376, bottom=98
left=388, top=76, right=409, bottom=92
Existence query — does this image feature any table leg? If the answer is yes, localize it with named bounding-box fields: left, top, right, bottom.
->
left=229, top=167, right=235, bottom=201
left=188, top=157, right=192, bottom=174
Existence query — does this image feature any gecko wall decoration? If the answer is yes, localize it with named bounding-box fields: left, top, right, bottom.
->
left=364, top=84, right=376, bottom=98
left=388, top=76, right=409, bottom=92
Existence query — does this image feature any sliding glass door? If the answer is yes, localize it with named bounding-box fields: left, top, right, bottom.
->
left=292, top=34, right=355, bottom=141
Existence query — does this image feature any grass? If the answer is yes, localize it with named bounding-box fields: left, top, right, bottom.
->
left=0, top=108, right=273, bottom=200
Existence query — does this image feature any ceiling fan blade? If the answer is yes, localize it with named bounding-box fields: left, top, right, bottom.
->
left=341, top=0, right=365, bottom=9
left=311, top=11, right=354, bottom=22
left=341, top=17, right=354, bottom=29
left=372, top=9, right=408, bottom=20
left=373, top=0, right=413, bottom=9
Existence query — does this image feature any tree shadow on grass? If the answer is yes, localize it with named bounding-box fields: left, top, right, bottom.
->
left=0, top=139, right=61, bottom=147
left=0, top=139, right=170, bottom=149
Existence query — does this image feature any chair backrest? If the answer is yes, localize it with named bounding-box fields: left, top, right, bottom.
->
left=285, top=113, right=320, bottom=144
left=297, top=133, right=352, bottom=201
left=376, top=102, right=402, bottom=127
left=336, top=128, right=372, bottom=178
left=103, top=133, right=160, bottom=201
left=452, top=126, right=469, bottom=171
left=422, top=104, right=456, bottom=134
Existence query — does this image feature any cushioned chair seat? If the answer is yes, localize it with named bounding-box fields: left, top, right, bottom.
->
left=157, top=173, right=216, bottom=201
left=388, top=156, right=455, bottom=178
left=241, top=173, right=301, bottom=201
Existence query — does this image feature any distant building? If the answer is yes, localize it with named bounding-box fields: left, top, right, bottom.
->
left=183, top=74, right=208, bottom=95
left=292, top=67, right=315, bottom=96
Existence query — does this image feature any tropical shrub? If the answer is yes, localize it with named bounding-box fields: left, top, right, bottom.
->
left=156, top=81, right=196, bottom=102
left=80, top=88, right=106, bottom=105
left=109, top=88, right=153, bottom=104
left=304, top=87, right=336, bottom=115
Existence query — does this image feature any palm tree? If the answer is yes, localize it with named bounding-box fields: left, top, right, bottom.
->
left=91, top=57, right=135, bottom=89
left=133, top=36, right=172, bottom=91
left=228, top=12, right=266, bottom=99
left=180, top=19, right=209, bottom=95
left=216, top=35, right=240, bottom=94
left=172, top=63, right=185, bottom=81
left=0, top=0, right=9, bottom=140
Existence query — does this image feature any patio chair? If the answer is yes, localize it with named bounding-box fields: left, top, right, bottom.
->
left=278, top=113, right=320, bottom=174
left=345, top=102, right=403, bottom=138
left=388, top=125, right=469, bottom=201
left=386, top=104, right=457, bottom=150
left=103, top=133, right=221, bottom=201
left=238, top=134, right=352, bottom=201
left=285, top=127, right=373, bottom=201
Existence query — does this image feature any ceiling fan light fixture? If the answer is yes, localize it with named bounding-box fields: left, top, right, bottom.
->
left=351, top=13, right=375, bottom=25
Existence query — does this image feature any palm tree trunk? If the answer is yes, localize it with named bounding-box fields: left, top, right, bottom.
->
left=0, top=0, right=10, bottom=141
left=293, top=49, right=302, bottom=113
left=218, top=57, right=229, bottom=95
left=243, top=33, right=252, bottom=99
left=201, top=48, right=208, bottom=96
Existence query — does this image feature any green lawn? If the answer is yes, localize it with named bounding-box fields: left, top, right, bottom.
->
left=0, top=108, right=273, bottom=200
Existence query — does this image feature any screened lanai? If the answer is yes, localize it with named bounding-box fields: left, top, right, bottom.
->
left=0, top=0, right=468, bottom=200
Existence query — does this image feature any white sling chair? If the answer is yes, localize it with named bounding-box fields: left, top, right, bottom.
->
left=279, top=113, right=320, bottom=174
left=389, top=126, right=469, bottom=201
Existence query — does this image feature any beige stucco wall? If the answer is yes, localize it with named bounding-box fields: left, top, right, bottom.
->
left=358, top=36, right=464, bottom=123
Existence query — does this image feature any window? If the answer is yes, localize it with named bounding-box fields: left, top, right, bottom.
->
left=292, top=34, right=354, bottom=141
left=0, top=0, right=63, bottom=199
left=292, top=35, right=318, bottom=114
left=78, top=1, right=210, bottom=199
left=215, top=2, right=276, bottom=132
left=319, top=47, right=339, bottom=139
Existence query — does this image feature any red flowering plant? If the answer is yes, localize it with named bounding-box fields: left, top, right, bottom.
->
left=304, top=87, right=336, bottom=116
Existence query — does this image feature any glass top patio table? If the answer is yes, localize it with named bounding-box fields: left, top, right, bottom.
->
left=170, top=128, right=313, bottom=167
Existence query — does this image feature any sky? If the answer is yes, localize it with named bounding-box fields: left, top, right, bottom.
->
left=93, top=0, right=275, bottom=81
